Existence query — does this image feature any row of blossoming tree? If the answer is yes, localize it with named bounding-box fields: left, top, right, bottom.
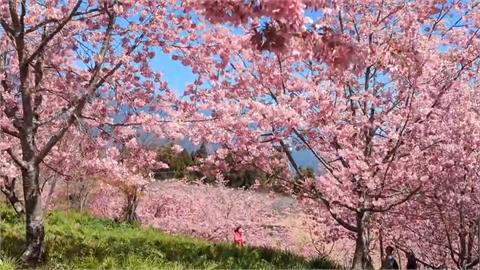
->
left=1, top=0, right=480, bottom=268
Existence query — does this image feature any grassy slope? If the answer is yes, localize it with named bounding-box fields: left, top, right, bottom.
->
left=0, top=204, right=338, bottom=269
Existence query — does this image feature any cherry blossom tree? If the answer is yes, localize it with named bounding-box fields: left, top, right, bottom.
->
left=176, top=1, right=480, bottom=268
left=0, top=0, right=198, bottom=263
left=383, top=86, right=480, bottom=269
left=39, top=130, right=161, bottom=219
left=95, top=144, right=162, bottom=223
left=88, top=171, right=154, bottom=222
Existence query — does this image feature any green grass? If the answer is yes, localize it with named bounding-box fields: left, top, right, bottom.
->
left=0, top=253, right=18, bottom=270
left=0, top=204, right=339, bottom=269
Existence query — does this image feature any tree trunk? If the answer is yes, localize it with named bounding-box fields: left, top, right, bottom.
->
left=68, top=185, right=90, bottom=212
left=20, top=165, right=45, bottom=265
left=351, top=211, right=372, bottom=270
left=379, top=228, right=384, bottom=262
left=79, top=189, right=90, bottom=212
left=123, top=191, right=139, bottom=223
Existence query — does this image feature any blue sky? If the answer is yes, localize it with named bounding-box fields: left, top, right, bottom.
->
left=150, top=49, right=196, bottom=94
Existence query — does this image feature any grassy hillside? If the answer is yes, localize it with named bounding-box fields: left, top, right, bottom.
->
left=0, top=204, right=339, bottom=269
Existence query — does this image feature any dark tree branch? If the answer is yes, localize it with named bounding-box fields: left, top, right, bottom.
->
left=0, top=18, right=15, bottom=35
left=23, top=0, right=82, bottom=68
left=1, top=126, right=20, bottom=138
left=6, top=148, right=27, bottom=169
left=367, top=185, right=421, bottom=212
left=25, top=18, right=59, bottom=34
left=8, top=0, right=20, bottom=30
left=0, top=175, right=25, bottom=215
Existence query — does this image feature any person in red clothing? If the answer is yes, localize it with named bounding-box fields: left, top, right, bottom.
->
left=233, top=226, right=245, bottom=247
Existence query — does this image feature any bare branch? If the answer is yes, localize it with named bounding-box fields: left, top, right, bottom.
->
left=0, top=126, right=20, bottom=138
left=8, top=0, right=20, bottom=30
left=6, top=148, right=27, bottom=169
left=42, top=160, right=70, bottom=178
left=0, top=18, right=15, bottom=35
left=467, top=258, right=479, bottom=269
left=0, top=175, right=24, bottom=215
left=293, top=129, right=336, bottom=174
left=367, top=185, right=421, bottom=212
left=280, top=140, right=302, bottom=176
left=25, top=18, right=59, bottom=34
